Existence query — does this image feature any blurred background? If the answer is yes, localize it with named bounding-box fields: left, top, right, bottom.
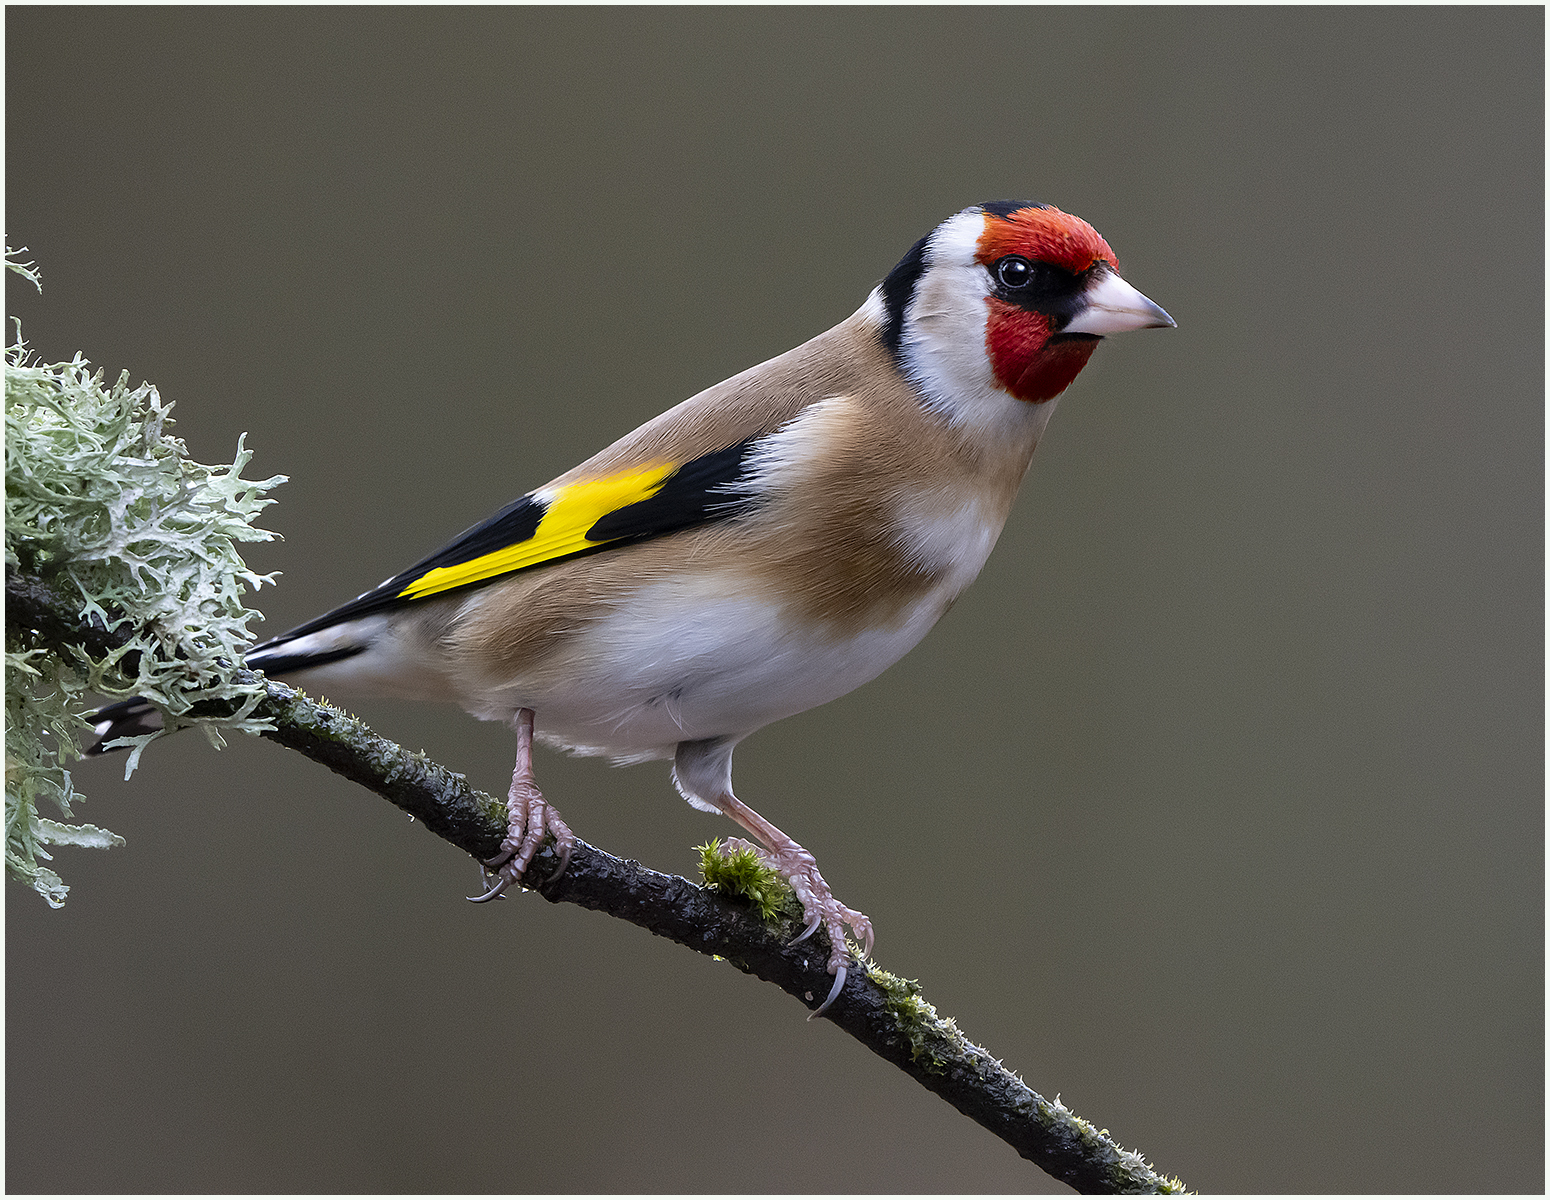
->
left=6, top=7, right=1541, bottom=1193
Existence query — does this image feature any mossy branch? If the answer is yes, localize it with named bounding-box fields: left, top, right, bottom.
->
left=7, top=568, right=1183, bottom=1194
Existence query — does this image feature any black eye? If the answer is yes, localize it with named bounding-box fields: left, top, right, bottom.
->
left=995, top=256, right=1032, bottom=289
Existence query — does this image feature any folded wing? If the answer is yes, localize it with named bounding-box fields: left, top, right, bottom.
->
left=267, top=435, right=763, bottom=647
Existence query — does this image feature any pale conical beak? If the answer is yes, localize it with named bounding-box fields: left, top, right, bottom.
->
left=1063, top=269, right=1175, bottom=335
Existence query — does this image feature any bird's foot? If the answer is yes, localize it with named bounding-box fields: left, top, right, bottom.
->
left=468, top=778, right=575, bottom=902
left=720, top=834, right=873, bottom=1017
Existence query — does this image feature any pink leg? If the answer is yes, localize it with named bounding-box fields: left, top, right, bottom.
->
left=715, top=794, right=874, bottom=1017
left=468, top=708, right=575, bottom=902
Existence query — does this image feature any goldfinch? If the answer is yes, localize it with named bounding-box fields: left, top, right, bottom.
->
left=93, top=201, right=1173, bottom=1012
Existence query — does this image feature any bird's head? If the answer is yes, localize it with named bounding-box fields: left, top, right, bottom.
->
left=874, top=201, right=1173, bottom=417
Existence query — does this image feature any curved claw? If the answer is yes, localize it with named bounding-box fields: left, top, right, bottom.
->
left=467, top=873, right=510, bottom=903
left=808, top=962, right=847, bottom=1020
left=791, top=913, right=823, bottom=945
left=543, top=839, right=573, bottom=885
left=483, top=848, right=515, bottom=871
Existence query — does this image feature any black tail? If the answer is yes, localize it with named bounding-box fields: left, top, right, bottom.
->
left=85, top=633, right=367, bottom=754
left=85, top=697, right=165, bottom=754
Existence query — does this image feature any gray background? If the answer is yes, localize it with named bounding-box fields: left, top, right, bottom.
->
left=6, top=7, right=1541, bottom=1193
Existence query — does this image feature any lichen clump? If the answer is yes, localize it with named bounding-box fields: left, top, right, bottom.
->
left=5, top=247, right=285, bottom=904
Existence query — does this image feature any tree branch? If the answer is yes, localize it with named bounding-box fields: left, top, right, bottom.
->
left=7, top=567, right=1184, bottom=1194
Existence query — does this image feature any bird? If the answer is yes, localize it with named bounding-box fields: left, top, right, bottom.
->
left=91, top=201, right=1173, bottom=1014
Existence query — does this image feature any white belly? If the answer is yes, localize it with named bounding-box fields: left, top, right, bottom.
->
left=465, top=572, right=958, bottom=763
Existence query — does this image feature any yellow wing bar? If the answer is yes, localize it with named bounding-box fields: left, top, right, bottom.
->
left=395, top=462, right=676, bottom=601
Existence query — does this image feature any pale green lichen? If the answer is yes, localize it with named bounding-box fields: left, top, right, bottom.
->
left=696, top=838, right=800, bottom=923
left=5, top=246, right=285, bottom=904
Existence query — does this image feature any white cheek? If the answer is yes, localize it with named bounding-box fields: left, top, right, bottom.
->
left=897, top=223, right=1051, bottom=442
left=903, top=261, right=993, bottom=395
